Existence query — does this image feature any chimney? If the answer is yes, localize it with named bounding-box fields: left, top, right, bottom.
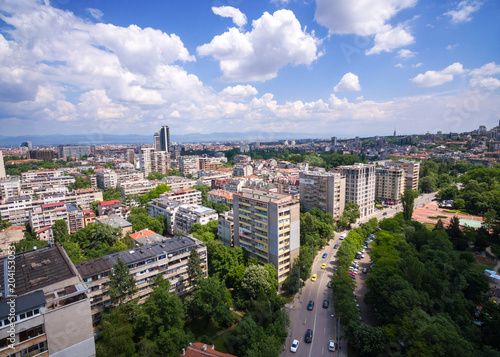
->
left=202, top=344, right=207, bottom=351
left=181, top=348, right=185, bottom=356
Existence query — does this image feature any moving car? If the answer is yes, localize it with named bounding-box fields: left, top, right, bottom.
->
left=311, top=274, right=317, bottom=282
left=307, top=300, right=314, bottom=311
left=328, top=340, right=336, bottom=351
left=322, top=253, right=328, bottom=258
left=305, top=329, right=313, bottom=343
left=363, top=267, right=368, bottom=274
left=321, top=263, right=327, bottom=269
left=323, top=299, right=329, bottom=309
left=290, top=339, right=299, bottom=353
left=334, top=243, right=340, bottom=249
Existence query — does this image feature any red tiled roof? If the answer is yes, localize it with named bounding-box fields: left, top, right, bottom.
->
left=98, top=200, right=122, bottom=207
left=41, top=201, right=65, bottom=209
left=130, top=229, right=157, bottom=240
left=1, top=226, right=26, bottom=233
left=183, top=343, right=236, bottom=357
left=36, top=226, right=52, bottom=234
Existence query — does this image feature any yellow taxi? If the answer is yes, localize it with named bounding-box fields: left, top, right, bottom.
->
left=321, top=263, right=327, bottom=269
left=311, top=274, right=317, bottom=282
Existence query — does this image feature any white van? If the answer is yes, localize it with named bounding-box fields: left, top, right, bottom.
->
left=339, top=233, right=347, bottom=240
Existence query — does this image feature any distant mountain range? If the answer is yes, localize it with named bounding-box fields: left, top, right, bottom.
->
left=0, top=131, right=324, bottom=147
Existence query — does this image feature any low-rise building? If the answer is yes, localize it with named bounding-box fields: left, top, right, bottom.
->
left=95, top=215, right=132, bottom=237
left=97, top=200, right=129, bottom=219
left=0, top=225, right=25, bottom=256
left=207, top=189, right=234, bottom=208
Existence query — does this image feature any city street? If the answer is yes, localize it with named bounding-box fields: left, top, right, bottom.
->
left=282, top=192, right=437, bottom=356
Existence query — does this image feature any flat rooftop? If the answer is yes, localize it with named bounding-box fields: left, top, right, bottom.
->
left=0, top=245, right=76, bottom=298
left=237, top=189, right=293, bottom=203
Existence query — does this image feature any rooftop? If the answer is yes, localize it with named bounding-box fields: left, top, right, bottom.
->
left=129, top=229, right=157, bottom=240
left=0, top=245, right=76, bottom=298
left=75, top=256, right=113, bottom=279
left=184, top=342, right=236, bottom=357
left=98, top=200, right=123, bottom=207
left=237, top=189, right=294, bottom=204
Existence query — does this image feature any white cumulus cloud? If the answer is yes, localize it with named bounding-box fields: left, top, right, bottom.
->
left=198, top=9, right=321, bottom=82
left=397, top=49, right=417, bottom=59
left=412, top=62, right=465, bottom=87
left=366, top=24, right=415, bottom=55
left=444, top=0, right=482, bottom=24
left=212, top=6, right=247, bottom=27
left=334, top=73, right=361, bottom=92
left=219, top=85, right=258, bottom=99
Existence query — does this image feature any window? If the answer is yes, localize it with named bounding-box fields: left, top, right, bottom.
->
left=21, top=341, right=47, bottom=356
left=19, top=325, right=44, bottom=342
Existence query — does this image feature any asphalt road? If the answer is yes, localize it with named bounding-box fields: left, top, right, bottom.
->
left=282, top=192, right=437, bottom=356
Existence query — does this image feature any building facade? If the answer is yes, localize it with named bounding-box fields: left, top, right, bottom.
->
left=375, top=166, right=405, bottom=203
left=0, top=151, right=5, bottom=179
left=57, top=145, right=90, bottom=159
left=339, top=163, right=376, bottom=218
left=233, top=190, right=300, bottom=284
left=179, top=156, right=200, bottom=177
left=75, top=236, right=207, bottom=326
left=299, top=171, right=345, bottom=220
left=218, top=210, right=234, bottom=248
left=96, top=170, right=118, bottom=189
left=0, top=245, right=96, bottom=357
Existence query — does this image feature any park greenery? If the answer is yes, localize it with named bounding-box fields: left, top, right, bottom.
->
left=331, top=214, right=500, bottom=357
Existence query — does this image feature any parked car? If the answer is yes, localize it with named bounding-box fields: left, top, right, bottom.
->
left=322, top=253, right=327, bottom=258
left=290, top=339, right=300, bottom=353
left=307, top=300, right=314, bottom=311
left=334, top=243, right=340, bottom=249
left=383, top=212, right=387, bottom=215
left=321, top=263, right=327, bottom=269
left=328, top=340, right=336, bottom=351
left=339, top=233, right=347, bottom=240
left=305, top=329, right=313, bottom=343
left=311, top=274, right=317, bottom=282
left=363, top=267, right=368, bottom=274
left=323, top=299, right=329, bottom=309
left=327, top=281, right=332, bottom=288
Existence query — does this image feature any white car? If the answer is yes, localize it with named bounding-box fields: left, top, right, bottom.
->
left=329, top=340, right=336, bottom=351
left=290, top=339, right=300, bottom=353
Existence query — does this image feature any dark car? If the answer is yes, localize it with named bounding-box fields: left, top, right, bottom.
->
left=307, top=300, right=314, bottom=311
left=323, top=299, right=329, bottom=309
left=363, top=268, right=368, bottom=274
left=322, top=253, right=327, bottom=258
left=305, top=329, right=313, bottom=343
left=334, top=243, right=340, bottom=249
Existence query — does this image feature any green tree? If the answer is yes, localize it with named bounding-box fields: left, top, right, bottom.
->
left=401, top=189, right=416, bottom=221
left=90, top=200, right=101, bottom=215
left=420, top=176, right=437, bottom=193
left=96, top=306, right=137, bottom=357
left=238, top=265, right=272, bottom=308
left=103, top=186, right=122, bottom=201
left=52, top=219, right=69, bottom=243
left=343, top=202, right=360, bottom=224
left=109, top=257, right=138, bottom=304
left=0, top=216, right=12, bottom=230
left=187, top=247, right=204, bottom=285
left=186, top=276, right=233, bottom=327
left=68, top=176, right=91, bottom=191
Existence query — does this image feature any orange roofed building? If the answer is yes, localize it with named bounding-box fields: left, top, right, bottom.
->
left=182, top=343, right=236, bottom=357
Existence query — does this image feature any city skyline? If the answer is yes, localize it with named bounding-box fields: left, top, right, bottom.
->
left=0, top=0, right=499, bottom=139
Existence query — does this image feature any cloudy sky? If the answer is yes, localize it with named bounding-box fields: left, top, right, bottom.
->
left=0, top=0, right=499, bottom=140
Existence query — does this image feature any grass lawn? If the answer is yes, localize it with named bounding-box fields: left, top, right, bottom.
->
left=423, top=223, right=435, bottom=229
left=427, top=215, right=448, bottom=219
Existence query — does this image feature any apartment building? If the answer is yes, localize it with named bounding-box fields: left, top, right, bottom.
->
left=233, top=189, right=300, bottom=284
left=66, top=203, right=85, bottom=234
left=218, top=210, right=234, bottom=247
left=233, top=155, right=251, bottom=164
left=21, top=169, right=64, bottom=182
left=75, top=236, right=207, bottom=326
left=116, top=170, right=144, bottom=183
left=233, top=164, right=253, bottom=177
left=161, top=188, right=202, bottom=205
left=175, top=206, right=218, bottom=235
left=0, top=245, right=95, bottom=356
left=0, top=196, right=33, bottom=226
left=162, top=176, right=197, bottom=191
left=0, top=177, right=21, bottom=200
left=64, top=188, right=103, bottom=210
left=179, top=156, right=200, bottom=177
left=338, top=163, right=376, bottom=218
left=0, top=151, right=5, bottom=179
left=395, top=160, right=421, bottom=191
left=96, top=169, right=118, bottom=189
left=148, top=197, right=217, bottom=235
left=57, top=145, right=90, bottom=159
left=119, top=179, right=160, bottom=200
left=207, top=189, right=234, bottom=208
left=139, top=147, right=171, bottom=176
left=299, top=171, right=345, bottom=220
left=29, top=202, right=69, bottom=232
left=198, top=157, right=224, bottom=171
left=375, top=166, right=405, bottom=204
left=97, top=200, right=129, bottom=219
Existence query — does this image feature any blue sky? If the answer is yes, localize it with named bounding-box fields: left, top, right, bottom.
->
left=0, top=0, right=499, bottom=140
